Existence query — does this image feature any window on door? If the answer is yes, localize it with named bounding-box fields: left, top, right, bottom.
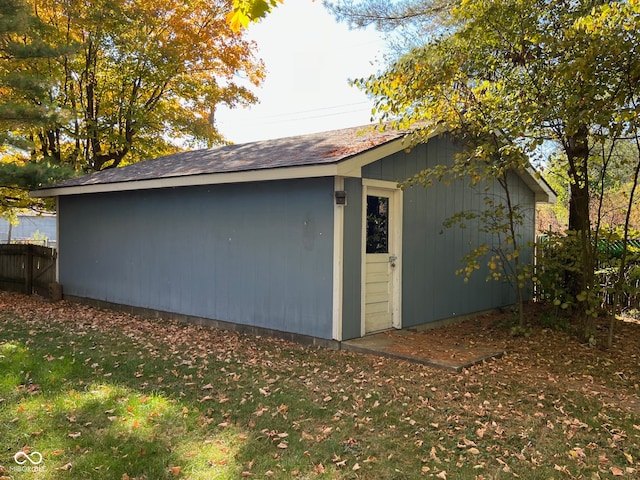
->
left=366, top=195, right=389, bottom=253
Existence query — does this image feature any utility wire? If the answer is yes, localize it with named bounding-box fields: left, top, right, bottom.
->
left=235, top=101, right=373, bottom=124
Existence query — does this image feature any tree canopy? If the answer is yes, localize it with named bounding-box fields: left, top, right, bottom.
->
left=228, top=0, right=283, bottom=31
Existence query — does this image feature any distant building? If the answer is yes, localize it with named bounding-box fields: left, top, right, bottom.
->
left=0, top=214, right=57, bottom=247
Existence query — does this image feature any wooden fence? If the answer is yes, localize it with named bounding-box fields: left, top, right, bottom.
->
left=0, top=244, right=58, bottom=297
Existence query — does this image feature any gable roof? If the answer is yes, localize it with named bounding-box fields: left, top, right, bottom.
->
left=33, top=124, right=555, bottom=202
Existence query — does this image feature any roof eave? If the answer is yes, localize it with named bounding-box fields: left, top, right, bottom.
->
left=31, top=129, right=554, bottom=203
left=522, top=166, right=557, bottom=204
left=31, top=163, right=344, bottom=198
left=31, top=135, right=415, bottom=198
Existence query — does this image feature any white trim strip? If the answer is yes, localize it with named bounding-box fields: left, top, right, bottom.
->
left=362, top=178, right=401, bottom=189
left=32, top=164, right=341, bottom=198
left=332, top=176, right=345, bottom=341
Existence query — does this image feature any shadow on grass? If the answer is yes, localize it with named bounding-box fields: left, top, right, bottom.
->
left=0, top=334, right=245, bottom=479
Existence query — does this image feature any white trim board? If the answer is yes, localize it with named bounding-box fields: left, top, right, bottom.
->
left=332, top=176, right=345, bottom=341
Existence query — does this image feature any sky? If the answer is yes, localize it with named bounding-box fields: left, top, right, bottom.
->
left=215, top=1, right=388, bottom=144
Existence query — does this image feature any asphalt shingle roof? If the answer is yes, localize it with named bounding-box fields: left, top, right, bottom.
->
left=48, top=125, right=405, bottom=189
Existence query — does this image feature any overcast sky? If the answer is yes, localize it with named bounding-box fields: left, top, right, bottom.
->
left=215, top=1, right=387, bottom=144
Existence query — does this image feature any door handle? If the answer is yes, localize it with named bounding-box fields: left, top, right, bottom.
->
left=389, top=255, right=397, bottom=267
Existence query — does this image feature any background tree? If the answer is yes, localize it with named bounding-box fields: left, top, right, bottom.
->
left=2, top=0, right=264, bottom=218
left=1, top=0, right=75, bottom=215
left=20, top=0, right=265, bottom=173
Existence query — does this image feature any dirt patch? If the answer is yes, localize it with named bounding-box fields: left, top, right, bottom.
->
left=383, top=311, right=511, bottom=368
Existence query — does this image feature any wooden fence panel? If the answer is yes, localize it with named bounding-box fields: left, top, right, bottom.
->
left=0, top=244, right=57, bottom=297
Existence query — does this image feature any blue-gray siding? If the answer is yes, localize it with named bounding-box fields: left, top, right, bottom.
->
left=358, top=135, right=535, bottom=331
left=341, top=177, right=363, bottom=340
left=58, top=178, right=336, bottom=339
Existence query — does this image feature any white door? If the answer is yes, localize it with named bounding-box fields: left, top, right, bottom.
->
left=363, top=183, right=401, bottom=334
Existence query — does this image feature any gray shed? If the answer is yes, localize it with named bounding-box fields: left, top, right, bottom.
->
left=34, top=125, right=555, bottom=345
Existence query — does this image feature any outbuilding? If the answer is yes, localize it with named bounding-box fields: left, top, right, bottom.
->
left=34, top=125, right=554, bottom=346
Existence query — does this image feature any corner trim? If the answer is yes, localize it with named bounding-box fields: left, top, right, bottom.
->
left=332, top=176, right=345, bottom=341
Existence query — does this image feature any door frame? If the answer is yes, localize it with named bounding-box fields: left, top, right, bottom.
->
left=361, top=178, right=402, bottom=336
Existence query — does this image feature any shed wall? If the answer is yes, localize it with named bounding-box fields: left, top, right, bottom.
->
left=58, top=178, right=335, bottom=339
left=341, top=177, right=363, bottom=340
left=360, top=135, right=536, bottom=329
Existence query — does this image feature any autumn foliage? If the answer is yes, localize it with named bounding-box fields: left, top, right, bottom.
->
left=1, top=0, right=265, bottom=194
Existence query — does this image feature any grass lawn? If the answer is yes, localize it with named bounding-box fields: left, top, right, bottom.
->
left=1, top=292, right=639, bottom=479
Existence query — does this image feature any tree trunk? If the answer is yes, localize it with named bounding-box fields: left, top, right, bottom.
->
left=564, top=125, right=596, bottom=339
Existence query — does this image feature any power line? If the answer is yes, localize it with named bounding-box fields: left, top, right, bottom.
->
left=229, top=103, right=374, bottom=127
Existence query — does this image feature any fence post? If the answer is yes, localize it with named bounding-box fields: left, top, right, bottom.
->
left=25, top=244, right=33, bottom=294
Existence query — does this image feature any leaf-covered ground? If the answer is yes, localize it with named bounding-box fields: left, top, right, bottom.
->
left=0, top=292, right=639, bottom=479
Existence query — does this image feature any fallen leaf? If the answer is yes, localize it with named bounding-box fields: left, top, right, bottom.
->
left=436, top=471, right=447, bottom=479
left=610, top=466, right=624, bottom=476
left=168, top=465, right=181, bottom=476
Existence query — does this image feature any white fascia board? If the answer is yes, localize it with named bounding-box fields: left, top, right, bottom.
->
left=31, top=164, right=341, bottom=198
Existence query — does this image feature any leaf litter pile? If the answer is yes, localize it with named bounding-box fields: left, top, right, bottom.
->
left=0, top=292, right=639, bottom=479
